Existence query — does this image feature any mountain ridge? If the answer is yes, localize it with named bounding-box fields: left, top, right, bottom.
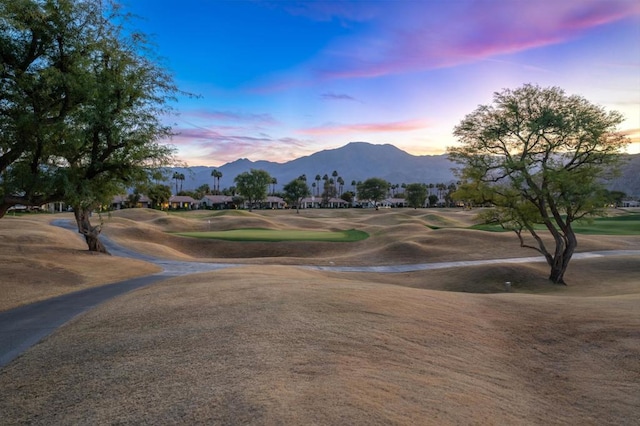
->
left=175, top=142, right=456, bottom=192
left=171, top=142, right=639, bottom=197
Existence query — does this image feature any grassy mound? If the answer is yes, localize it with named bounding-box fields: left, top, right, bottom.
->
left=1, top=208, right=639, bottom=423
left=1, top=265, right=638, bottom=424
left=175, top=228, right=369, bottom=242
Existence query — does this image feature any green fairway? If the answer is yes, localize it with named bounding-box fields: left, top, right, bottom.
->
left=175, top=228, right=369, bottom=242
left=470, top=213, right=640, bottom=235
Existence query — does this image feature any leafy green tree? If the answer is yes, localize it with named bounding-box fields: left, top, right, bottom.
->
left=1, top=0, right=179, bottom=252
left=357, top=178, right=390, bottom=209
left=405, top=183, right=428, bottom=209
left=428, top=194, right=439, bottom=207
left=603, top=190, right=626, bottom=207
left=194, top=184, right=210, bottom=200
left=146, top=184, right=172, bottom=209
left=449, top=84, right=629, bottom=284
left=59, top=2, right=177, bottom=252
left=282, top=178, right=310, bottom=214
left=340, top=191, right=354, bottom=204
left=234, top=169, right=271, bottom=211
left=0, top=0, right=103, bottom=216
left=126, top=190, right=142, bottom=208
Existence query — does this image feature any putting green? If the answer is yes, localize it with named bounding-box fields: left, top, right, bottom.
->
left=470, top=213, right=640, bottom=235
left=175, top=228, right=369, bottom=242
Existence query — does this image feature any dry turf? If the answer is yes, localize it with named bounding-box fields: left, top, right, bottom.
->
left=0, top=208, right=639, bottom=424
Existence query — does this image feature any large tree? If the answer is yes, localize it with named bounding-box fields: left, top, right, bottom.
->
left=1, top=0, right=178, bottom=253
left=357, top=178, right=390, bottom=209
left=283, top=178, right=310, bottom=214
left=0, top=0, right=101, bottom=216
left=58, top=1, right=176, bottom=253
left=405, top=183, right=427, bottom=209
left=234, top=169, right=271, bottom=212
left=449, top=84, right=629, bottom=284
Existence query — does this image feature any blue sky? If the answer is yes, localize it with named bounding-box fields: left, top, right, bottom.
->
left=123, top=0, right=640, bottom=166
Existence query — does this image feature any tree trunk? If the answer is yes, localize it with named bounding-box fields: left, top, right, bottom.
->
left=73, top=206, right=110, bottom=254
left=547, top=232, right=577, bottom=285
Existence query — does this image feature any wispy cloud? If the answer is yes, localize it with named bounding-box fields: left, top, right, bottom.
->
left=166, top=125, right=315, bottom=165
left=320, top=92, right=358, bottom=101
left=188, top=110, right=279, bottom=126
left=620, top=128, right=640, bottom=144
left=299, top=119, right=429, bottom=135
left=301, top=0, right=640, bottom=80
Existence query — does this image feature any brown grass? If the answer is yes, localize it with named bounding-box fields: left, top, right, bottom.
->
left=0, top=208, right=639, bottom=424
left=0, top=214, right=160, bottom=311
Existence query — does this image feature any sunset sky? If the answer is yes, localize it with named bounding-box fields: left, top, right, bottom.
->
left=123, top=0, right=640, bottom=166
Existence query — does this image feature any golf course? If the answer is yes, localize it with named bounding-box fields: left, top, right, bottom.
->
left=1, top=207, right=639, bottom=424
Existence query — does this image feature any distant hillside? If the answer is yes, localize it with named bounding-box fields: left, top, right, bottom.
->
left=168, top=143, right=639, bottom=197
left=608, top=154, right=640, bottom=198
left=172, top=142, right=456, bottom=193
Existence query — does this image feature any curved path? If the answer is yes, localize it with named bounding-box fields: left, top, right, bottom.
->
left=1, top=221, right=638, bottom=368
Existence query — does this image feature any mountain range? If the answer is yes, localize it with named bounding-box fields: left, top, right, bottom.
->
left=170, top=141, right=639, bottom=197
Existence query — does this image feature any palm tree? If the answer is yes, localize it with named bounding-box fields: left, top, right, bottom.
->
left=337, top=176, right=344, bottom=195
left=178, top=173, right=185, bottom=193
left=271, top=177, right=278, bottom=195
left=172, top=172, right=180, bottom=194
left=315, top=175, right=321, bottom=196
left=211, top=169, right=222, bottom=194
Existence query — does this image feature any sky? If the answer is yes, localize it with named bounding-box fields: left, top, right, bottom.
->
left=122, top=0, right=640, bottom=166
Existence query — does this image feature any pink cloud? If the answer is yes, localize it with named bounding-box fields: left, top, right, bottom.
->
left=311, top=0, right=640, bottom=80
left=620, top=128, right=640, bottom=144
left=165, top=125, right=314, bottom=165
left=298, top=119, right=429, bottom=136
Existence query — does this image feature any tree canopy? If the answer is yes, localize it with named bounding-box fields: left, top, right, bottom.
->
left=234, top=169, right=272, bottom=211
left=357, top=178, right=389, bottom=208
left=1, top=0, right=179, bottom=252
left=449, top=84, right=629, bottom=284
left=405, top=183, right=428, bottom=209
left=282, top=178, right=310, bottom=214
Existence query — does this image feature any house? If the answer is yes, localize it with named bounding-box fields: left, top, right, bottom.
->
left=299, top=197, right=322, bottom=209
left=169, top=195, right=198, bottom=210
left=290, top=196, right=350, bottom=209
left=201, top=195, right=235, bottom=210
left=621, top=199, right=640, bottom=208
left=111, top=194, right=152, bottom=210
left=384, top=197, right=408, bottom=208
left=262, top=196, right=285, bottom=209
left=325, top=197, right=349, bottom=208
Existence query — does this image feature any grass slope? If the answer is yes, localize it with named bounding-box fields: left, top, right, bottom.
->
left=1, top=266, right=638, bottom=424
left=175, top=228, right=368, bottom=242
left=1, top=208, right=639, bottom=424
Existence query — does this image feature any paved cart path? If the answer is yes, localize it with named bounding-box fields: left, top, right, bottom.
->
left=1, top=220, right=638, bottom=368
